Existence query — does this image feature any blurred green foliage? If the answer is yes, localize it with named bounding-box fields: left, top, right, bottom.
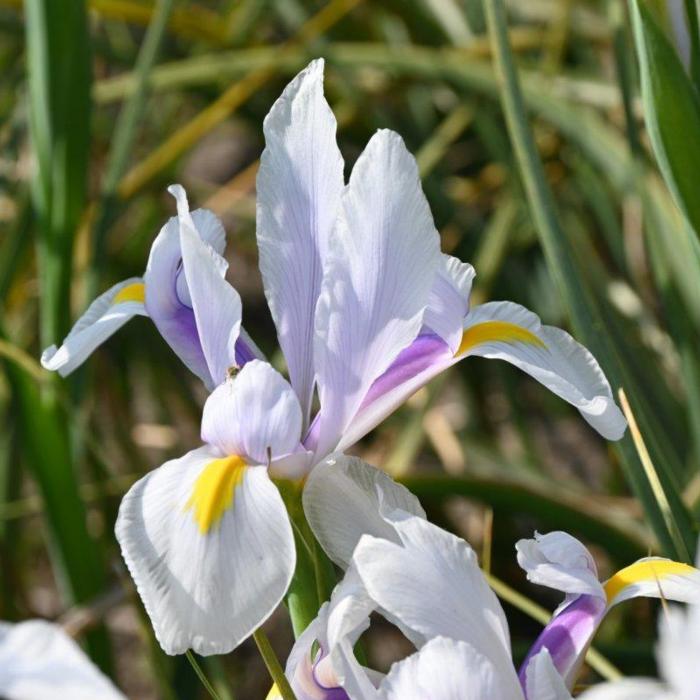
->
left=0, top=0, right=699, bottom=696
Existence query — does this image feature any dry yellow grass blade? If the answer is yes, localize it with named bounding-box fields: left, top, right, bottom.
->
left=617, top=388, right=692, bottom=563
left=117, top=0, right=364, bottom=200
left=0, top=338, right=46, bottom=381
left=0, top=0, right=226, bottom=42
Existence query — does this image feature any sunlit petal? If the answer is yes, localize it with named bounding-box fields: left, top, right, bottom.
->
left=603, top=558, right=700, bottom=607
left=40, top=277, right=146, bottom=376
left=520, top=536, right=700, bottom=691
left=459, top=301, right=626, bottom=440
left=524, top=649, right=573, bottom=700
left=144, top=207, right=227, bottom=386
left=353, top=513, right=517, bottom=690
left=313, top=129, right=441, bottom=457
left=257, top=58, right=344, bottom=425
left=423, top=254, right=475, bottom=354
left=201, top=360, right=306, bottom=471
left=379, top=637, right=520, bottom=700
left=516, top=531, right=605, bottom=601
left=303, top=455, right=425, bottom=569
left=115, top=446, right=295, bottom=655
left=577, top=680, right=669, bottom=700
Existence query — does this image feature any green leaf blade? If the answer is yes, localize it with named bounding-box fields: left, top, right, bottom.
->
left=630, top=0, right=700, bottom=241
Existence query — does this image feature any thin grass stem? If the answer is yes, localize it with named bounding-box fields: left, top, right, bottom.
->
left=253, top=628, right=298, bottom=700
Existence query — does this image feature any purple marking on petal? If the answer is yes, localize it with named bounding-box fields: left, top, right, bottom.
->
left=234, top=336, right=258, bottom=366
left=291, top=647, right=350, bottom=700
left=312, top=650, right=351, bottom=700
left=359, top=331, right=449, bottom=410
left=303, top=412, right=322, bottom=453
left=147, top=298, right=212, bottom=383
left=145, top=227, right=213, bottom=385
left=305, top=330, right=451, bottom=454
left=519, top=594, right=607, bottom=694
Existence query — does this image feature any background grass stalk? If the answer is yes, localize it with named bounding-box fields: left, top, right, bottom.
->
left=89, top=0, right=176, bottom=298
left=23, top=0, right=112, bottom=667
left=253, top=628, right=298, bottom=700
left=483, top=0, right=696, bottom=561
left=185, top=650, right=223, bottom=700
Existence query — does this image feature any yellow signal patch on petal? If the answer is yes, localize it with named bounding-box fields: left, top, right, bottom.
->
left=185, top=456, right=247, bottom=534
left=265, top=684, right=282, bottom=700
left=112, top=282, right=146, bottom=305
left=457, top=321, right=546, bottom=357
left=604, top=559, right=698, bottom=603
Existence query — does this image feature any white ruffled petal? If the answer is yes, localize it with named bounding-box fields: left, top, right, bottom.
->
left=460, top=301, right=627, bottom=440
left=115, top=446, right=295, bottom=655
left=379, top=637, right=521, bottom=700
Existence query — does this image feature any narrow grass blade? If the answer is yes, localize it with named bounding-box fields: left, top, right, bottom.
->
left=90, top=0, right=176, bottom=293
left=24, top=0, right=112, bottom=666
left=618, top=388, right=692, bottom=561
left=3, top=355, right=111, bottom=664
left=629, top=0, right=700, bottom=241
left=253, top=628, right=298, bottom=700
left=683, top=0, right=700, bottom=90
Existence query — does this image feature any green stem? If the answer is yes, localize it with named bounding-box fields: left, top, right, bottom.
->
left=253, top=629, right=298, bottom=700
left=185, top=650, right=222, bottom=700
left=279, top=481, right=335, bottom=636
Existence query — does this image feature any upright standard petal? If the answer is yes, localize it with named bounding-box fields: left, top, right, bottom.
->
left=0, top=620, right=125, bottom=700
left=314, top=129, right=441, bottom=456
left=378, top=637, right=520, bottom=700
left=169, top=185, right=242, bottom=386
left=459, top=301, right=626, bottom=440
left=41, top=278, right=147, bottom=376
left=330, top=331, right=453, bottom=453
left=115, top=446, right=295, bottom=655
left=201, top=360, right=307, bottom=474
left=257, top=58, right=344, bottom=425
left=303, top=455, right=426, bottom=568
